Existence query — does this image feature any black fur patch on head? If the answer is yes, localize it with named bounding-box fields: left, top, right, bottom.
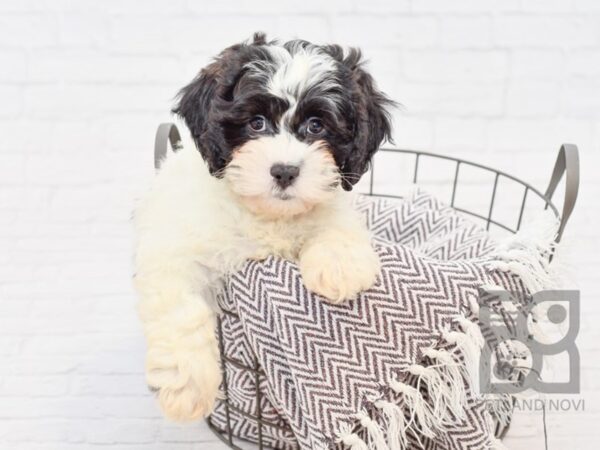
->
left=172, top=33, right=276, bottom=175
left=173, top=33, right=395, bottom=189
left=321, top=45, right=395, bottom=190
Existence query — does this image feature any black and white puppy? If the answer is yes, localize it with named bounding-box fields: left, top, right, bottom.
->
left=134, top=33, right=393, bottom=421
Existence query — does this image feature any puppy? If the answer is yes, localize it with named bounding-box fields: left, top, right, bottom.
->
left=134, top=33, right=393, bottom=421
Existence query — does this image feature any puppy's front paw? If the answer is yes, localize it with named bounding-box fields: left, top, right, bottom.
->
left=299, top=234, right=380, bottom=304
left=146, top=342, right=221, bottom=421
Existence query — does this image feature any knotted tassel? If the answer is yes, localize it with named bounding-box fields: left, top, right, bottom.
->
left=455, top=315, right=485, bottom=349
left=355, top=409, right=389, bottom=450
left=406, top=364, right=459, bottom=425
left=421, top=347, right=468, bottom=422
left=388, top=378, right=437, bottom=438
left=336, top=422, right=369, bottom=450
left=374, top=399, right=408, bottom=450
left=443, top=328, right=482, bottom=397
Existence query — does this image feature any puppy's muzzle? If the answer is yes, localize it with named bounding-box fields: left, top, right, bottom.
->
left=270, top=163, right=300, bottom=189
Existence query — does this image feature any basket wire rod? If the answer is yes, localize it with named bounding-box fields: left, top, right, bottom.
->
left=217, top=315, right=234, bottom=445
left=413, top=153, right=420, bottom=183
left=452, top=206, right=515, bottom=233
left=254, top=355, right=264, bottom=450
left=221, top=308, right=241, bottom=318
left=381, top=148, right=559, bottom=218
left=207, top=419, right=246, bottom=450
left=451, top=161, right=461, bottom=207
left=487, top=173, right=500, bottom=230
left=516, top=187, right=529, bottom=231
left=225, top=403, right=292, bottom=433
left=222, top=354, right=265, bottom=374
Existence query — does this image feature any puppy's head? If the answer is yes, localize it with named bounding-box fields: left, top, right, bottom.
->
left=173, top=33, right=394, bottom=218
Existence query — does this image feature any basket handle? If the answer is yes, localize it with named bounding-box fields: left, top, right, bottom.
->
left=154, top=122, right=182, bottom=169
left=544, top=143, right=579, bottom=242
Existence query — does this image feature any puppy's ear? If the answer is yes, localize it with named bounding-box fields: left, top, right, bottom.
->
left=325, top=46, right=395, bottom=190
left=173, top=34, right=267, bottom=175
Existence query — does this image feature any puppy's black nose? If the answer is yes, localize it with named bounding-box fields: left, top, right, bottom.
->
left=270, top=163, right=300, bottom=189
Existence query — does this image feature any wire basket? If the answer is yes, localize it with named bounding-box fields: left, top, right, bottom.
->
left=153, top=125, right=580, bottom=450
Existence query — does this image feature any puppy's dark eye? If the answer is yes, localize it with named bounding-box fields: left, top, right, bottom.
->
left=307, top=117, right=324, bottom=135
left=248, top=115, right=267, bottom=132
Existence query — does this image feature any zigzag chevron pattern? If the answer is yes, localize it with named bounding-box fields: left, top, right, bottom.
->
left=209, top=190, right=520, bottom=449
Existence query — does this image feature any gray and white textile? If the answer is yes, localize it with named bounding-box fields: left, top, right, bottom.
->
left=210, top=190, right=556, bottom=449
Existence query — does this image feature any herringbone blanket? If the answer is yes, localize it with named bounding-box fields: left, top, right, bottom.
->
left=210, top=190, right=555, bottom=449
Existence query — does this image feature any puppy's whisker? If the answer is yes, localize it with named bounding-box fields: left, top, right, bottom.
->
left=213, top=167, right=229, bottom=178
left=326, top=180, right=341, bottom=190
left=339, top=173, right=362, bottom=184
left=339, top=170, right=364, bottom=177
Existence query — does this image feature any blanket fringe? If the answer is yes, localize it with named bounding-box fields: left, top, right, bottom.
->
left=336, top=422, right=369, bottom=450
left=487, top=210, right=560, bottom=293
left=338, top=311, right=502, bottom=449
left=355, top=410, right=388, bottom=450
left=388, top=379, right=437, bottom=438
left=455, top=314, right=485, bottom=349
left=421, top=347, right=468, bottom=422
left=374, top=399, right=408, bottom=450
left=443, top=318, right=485, bottom=396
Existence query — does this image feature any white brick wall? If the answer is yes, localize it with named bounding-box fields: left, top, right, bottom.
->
left=0, top=1, right=598, bottom=448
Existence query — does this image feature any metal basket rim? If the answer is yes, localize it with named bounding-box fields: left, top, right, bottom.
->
left=152, top=125, right=578, bottom=449
left=369, top=147, right=560, bottom=228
